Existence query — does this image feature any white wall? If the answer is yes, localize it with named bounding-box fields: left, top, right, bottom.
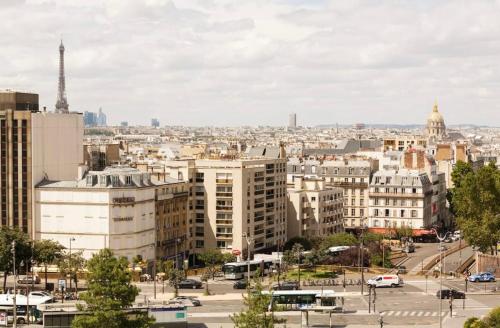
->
left=31, top=112, right=83, bottom=184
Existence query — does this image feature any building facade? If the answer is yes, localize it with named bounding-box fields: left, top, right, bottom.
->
left=287, top=176, right=343, bottom=239
left=162, top=158, right=287, bottom=259
left=426, top=103, right=446, bottom=140
left=1, top=91, right=83, bottom=236
left=367, top=169, right=433, bottom=232
left=35, top=167, right=165, bottom=261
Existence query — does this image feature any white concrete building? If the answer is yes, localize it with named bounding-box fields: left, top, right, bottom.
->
left=367, top=169, right=433, bottom=232
left=35, top=167, right=165, bottom=261
left=287, top=176, right=344, bottom=238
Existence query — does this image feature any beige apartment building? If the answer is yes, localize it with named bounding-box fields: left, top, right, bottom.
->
left=161, top=158, right=287, bottom=259
left=1, top=90, right=83, bottom=236
left=320, top=160, right=374, bottom=230
left=383, top=136, right=427, bottom=151
left=287, top=176, right=344, bottom=239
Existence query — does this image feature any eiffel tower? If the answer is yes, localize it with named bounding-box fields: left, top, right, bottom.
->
left=55, top=40, right=69, bottom=113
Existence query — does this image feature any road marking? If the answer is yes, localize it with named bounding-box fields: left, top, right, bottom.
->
left=416, top=311, right=424, bottom=316
left=424, top=311, right=431, bottom=316
left=409, top=311, right=417, bottom=316
left=394, top=311, right=401, bottom=316
left=386, top=311, right=394, bottom=316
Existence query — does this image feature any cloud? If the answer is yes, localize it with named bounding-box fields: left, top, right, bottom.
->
left=0, top=0, right=499, bottom=126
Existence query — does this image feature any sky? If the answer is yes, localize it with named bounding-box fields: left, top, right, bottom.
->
left=1, top=0, right=500, bottom=126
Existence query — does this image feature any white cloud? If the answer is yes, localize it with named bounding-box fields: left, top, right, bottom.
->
left=0, top=0, right=499, bottom=126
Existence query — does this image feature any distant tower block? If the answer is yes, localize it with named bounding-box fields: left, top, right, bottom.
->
left=55, top=40, right=69, bottom=113
left=288, top=113, right=297, bottom=128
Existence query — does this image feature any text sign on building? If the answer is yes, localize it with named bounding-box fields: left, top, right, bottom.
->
left=113, top=217, right=134, bottom=222
left=112, top=197, right=135, bottom=204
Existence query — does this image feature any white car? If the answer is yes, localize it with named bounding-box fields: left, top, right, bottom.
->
left=367, top=275, right=402, bottom=288
left=29, top=291, right=54, bottom=304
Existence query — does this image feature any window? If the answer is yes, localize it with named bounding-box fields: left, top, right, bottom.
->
left=374, top=209, right=379, bottom=217
left=351, top=199, right=355, bottom=206
left=360, top=209, right=364, bottom=217
left=385, top=209, right=390, bottom=217
left=385, top=198, right=389, bottom=205
left=125, top=175, right=132, bottom=185
left=351, top=209, right=355, bottom=216
left=374, top=198, right=379, bottom=205
left=195, top=240, right=204, bottom=248
left=412, top=200, right=417, bottom=207
left=344, top=209, right=348, bottom=216
left=412, top=188, right=417, bottom=194
left=400, top=210, right=405, bottom=218
left=311, top=197, right=316, bottom=201
left=374, top=219, right=379, bottom=227
left=360, top=199, right=364, bottom=206
left=411, top=210, right=418, bottom=218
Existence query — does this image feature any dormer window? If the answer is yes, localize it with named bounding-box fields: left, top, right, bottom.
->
left=99, top=175, right=107, bottom=186
left=125, top=175, right=132, bottom=185
left=111, top=175, right=119, bottom=187
left=86, top=175, right=94, bottom=186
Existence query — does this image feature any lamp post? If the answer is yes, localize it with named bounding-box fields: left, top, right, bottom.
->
left=243, top=232, right=254, bottom=287
left=12, top=241, right=17, bottom=328
left=69, top=237, right=76, bottom=293
left=360, top=221, right=367, bottom=295
left=150, top=242, right=157, bottom=300
left=434, top=229, right=451, bottom=328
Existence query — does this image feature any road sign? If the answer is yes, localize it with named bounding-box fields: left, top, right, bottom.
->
left=232, top=249, right=241, bottom=256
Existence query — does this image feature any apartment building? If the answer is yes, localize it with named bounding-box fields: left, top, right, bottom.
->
left=383, top=135, right=427, bottom=151
left=35, top=167, right=166, bottom=261
left=83, top=143, right=121, bottom=171
left=155, top=178, right=189, bottom=266
left=367, top=169, right=433, bottom=232
left=287, top=176, right=343, bottom=238
left=320, top=160, right=373, bottom=230
left=162, top=158, right=287, bottom=259
left=1, top=90, right=83, bottom=235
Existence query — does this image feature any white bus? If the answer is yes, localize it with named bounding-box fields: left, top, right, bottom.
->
left=222, top=259, right=274, bottom=280
left=263, top=290, right=362, bottom=311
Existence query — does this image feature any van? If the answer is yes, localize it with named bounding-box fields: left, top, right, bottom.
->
left=367, top=275, right=402, bottom=288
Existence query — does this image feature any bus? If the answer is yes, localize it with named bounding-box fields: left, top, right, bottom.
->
left=262, top=290, right=362, bottom=311
left=222, top=259, right=275, bottom=280
left=327, top=246, right=352, bottom=256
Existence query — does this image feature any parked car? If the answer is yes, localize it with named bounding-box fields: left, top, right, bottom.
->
left=403, top=244, right=415, bottom=253
left=17, top=275, right=41, bottom=284
left=436, top=289, right=465, bottom=299
left=178, top=279, right=203, bottom=289
left=367, top=275, right=402, bottom=288
left=29, top=291, right=55, bottom=303
left=396, top=266, right=408, bottom=274
left=272, top=281, right=300, bottom=290
left=468, top=272, right=496, bottom=282
left=233, top=280, right=248, bottom=289
left=169, top=296, right=201, bottom=306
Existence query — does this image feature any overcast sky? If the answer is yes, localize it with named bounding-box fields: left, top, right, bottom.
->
left=1, top=0, right=500, bottom=126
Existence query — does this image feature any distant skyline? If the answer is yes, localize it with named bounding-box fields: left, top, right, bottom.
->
left=1, top=0, right=500, bottom=126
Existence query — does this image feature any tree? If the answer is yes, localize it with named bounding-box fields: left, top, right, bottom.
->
left=198, top=249, right=227, bottom=294
left=0, top=227, right=31, bottom=292
left=448, top=161, right=474, bottom=216
left=452, top=162, right=500, bottom=254
left=72, top=249, right=154, bottom=328
left=160, top=260, right=184, bottom=297
left=320, top=232, right=358, bottom=251
left=291, top=243, right=304, bottom=286
left=463, top=306, right=499, bottom=328
left=33, top=239, right=65, bottom=287
left=231, top=273, right=285, bottom=328
left=283, top=236, right=312, bottom=251
left=58, top=250, right=85, bottom=294
left=303, top=248, right=324, bottom=272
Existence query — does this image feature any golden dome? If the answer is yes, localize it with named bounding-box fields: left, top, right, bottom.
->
left=428, top=103, right=444, bottom=123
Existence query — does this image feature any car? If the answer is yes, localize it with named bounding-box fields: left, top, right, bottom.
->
left=468, top=272, right=496, bottom=282
left=396, top=266, right=407, bottom=274
left=272, top=281, right=300, bottom=290
left=178, top=279, right=203, bottom=289
left=367, top=275, right=402, bottom=288
left=403, top=244, right=415, bottom=253
left=233, top=280, right=248, bottom=289
left=436, top=289, right=465, bottom=299
left=17, top=275, right=41, bottom=285
left=29, top=291, right=55, bottom=303
left=169, top=296, right=201, bottom=306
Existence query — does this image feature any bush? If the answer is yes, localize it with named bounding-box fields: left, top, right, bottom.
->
left=284, top=237, right=312, bottom=251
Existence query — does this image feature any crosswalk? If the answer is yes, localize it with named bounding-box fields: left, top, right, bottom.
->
left=383, top=310, right=451, bottom=317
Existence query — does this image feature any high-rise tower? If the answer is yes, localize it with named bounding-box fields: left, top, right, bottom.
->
left=55, top=41, right=69, bottom=113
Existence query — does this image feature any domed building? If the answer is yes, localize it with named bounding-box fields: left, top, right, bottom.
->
left=426, top=102, right=446, bottom=140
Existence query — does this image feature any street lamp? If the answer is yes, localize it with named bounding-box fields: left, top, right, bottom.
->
left=12, top=241, right=17, bottom=328
left=243, top=232, right=254, bottom=286
left=433, top=229, right=451, bottom=328
left=360, top=220, right=367, bottom=295
left=69, top=237, right=76, bottom=293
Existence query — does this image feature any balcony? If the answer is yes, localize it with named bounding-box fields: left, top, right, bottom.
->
left=370, top=192, right=424, bottom=198
left=216, top=179, right=233, bottom=184
left=332, top=181, right=368, bottom=188
left=216, top=192, right=232, bottom=198
left=216, top=206, right=233, bottom=211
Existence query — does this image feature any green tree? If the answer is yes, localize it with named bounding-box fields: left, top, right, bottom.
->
left=59, top=250, right=86, bottom=294
left=0, top=227, right=31, bottom=292
left=463, top=306, right=500, bottom=328
left=291, top=243, right=304, bottom=286
left=448, top=161, right=474, bottom=216
left=72, top=249, right=154, bottom=328
left=453, top=162, right=500, bottom=254
left=320, top=232, right=358, bottom=251
left=231, top=273, right=285, bottom=328
left=198, top=249, right=227, bottom=294
left=283, top=236, right=312, bottom=251
left=160, top=260, right=184, bottom=297
left=303, top=248, right=324, bottom=272
left=33, top=239, right=65, bottom=287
